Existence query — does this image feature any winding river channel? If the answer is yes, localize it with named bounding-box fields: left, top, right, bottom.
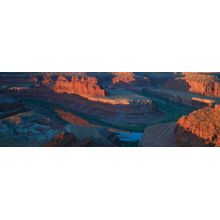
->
left=18, top=93, right=195, bottom=146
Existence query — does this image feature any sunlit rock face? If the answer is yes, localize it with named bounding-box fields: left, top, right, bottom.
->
left=52, top=75, right=107, bottom=98
left=174, top=105, right=220, bottom=147
left=112, top=72, right=136, bottom=84
left=111, top=72, right=151, bottom=89
left=163, top=72, right=220, bottom=98
left=55, top=109, right=91, bottom=127
left=183, top=73, right=220, bottom=97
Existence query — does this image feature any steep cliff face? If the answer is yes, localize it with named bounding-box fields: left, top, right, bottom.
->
left=174, top=105, right=220, bottom=146
left=163, top=72, right=220, bottom=97
left=53, top=75, right=107, bottom=97
left=184, top=73, right=220, bottom=97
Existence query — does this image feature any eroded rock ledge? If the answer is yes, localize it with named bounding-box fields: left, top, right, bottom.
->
left=174, top=105, right=220, bottom=146
left=163, top=72, right=220, bottom=98
left=52, top=75, right=107, bottom=98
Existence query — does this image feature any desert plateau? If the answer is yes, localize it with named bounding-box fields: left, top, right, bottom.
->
left=0, top=72, right=220, bottom=147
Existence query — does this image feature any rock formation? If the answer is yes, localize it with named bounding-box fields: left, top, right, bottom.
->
left=112, top=72, right=136, bottom=84
left=45, top=132, right=93, bottom=147
left=53, top=75, right=107, bottom=98
left=174, top=105, right=220, bottom=146
left=45, top=130, right=121, bottom=147
left=163, top=72, right=220, bottom=98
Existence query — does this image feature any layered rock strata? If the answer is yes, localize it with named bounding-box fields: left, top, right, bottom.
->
left=53, top=75, right=107, bottom=98
left=163, top=72, right=220, bottom=98
left=174, top=105, right=220, bottom=146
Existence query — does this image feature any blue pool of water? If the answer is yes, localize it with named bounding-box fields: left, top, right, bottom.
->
left=115, top=132, right=143, bottom=142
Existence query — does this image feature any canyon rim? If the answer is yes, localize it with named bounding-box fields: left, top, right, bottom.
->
left=0, top=72, right=220, bottom=147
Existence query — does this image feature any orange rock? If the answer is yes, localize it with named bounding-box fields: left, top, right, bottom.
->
left=53, top=75, right=107, bottom=97
left=174, top=106, right=220, bottom=146
left=41, top=74, right=53, bottom=85
left=112, top=72, right=136, bottom=84
left=55, top=109, right=91, bottom=127
left=163, top=72, right=220, bottom=98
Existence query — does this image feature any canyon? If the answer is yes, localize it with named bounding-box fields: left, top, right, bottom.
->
left=0, top=72, right=220, bottom=147
left=53, top=75, right=107, bottom=98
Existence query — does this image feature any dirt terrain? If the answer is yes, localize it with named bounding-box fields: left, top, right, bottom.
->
left=139, top=122, right=176, bottom=147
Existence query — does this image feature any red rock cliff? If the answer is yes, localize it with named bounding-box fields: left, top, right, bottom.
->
left=53, top=75, right=107, bottom=97
left=174, top=105, right=220, bottom=146
left=163, top=72, right=220, bottom=98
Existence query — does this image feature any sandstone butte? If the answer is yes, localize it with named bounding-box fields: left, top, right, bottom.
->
left=52, top=75, right=107, bottom=98
left=163, top=72, right=220, bottom=98
left=51, top=75, right=150, bottom=105
left=174, top=104, right=220, bottom=146
left=112, top=72, right=136, bottom=84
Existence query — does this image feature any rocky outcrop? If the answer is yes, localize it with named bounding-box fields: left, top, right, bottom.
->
left=53, top=75, right=107, bottom=98
left=174, top=105, right=220, bottom=146
left=111, top=72, right=151, bottom=90
left=184, top=73, right=220, bottom=97
left=41, top=74, right=53, bottom=86
left=45, top=131, right=120, bottom=147
left=112, top=72, right=136, bottom=84
left=0, top=109, right=65, bottom=147
left=163, top=72, right=220, bottom=98
left=45, top=132, right=93, bottom=147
